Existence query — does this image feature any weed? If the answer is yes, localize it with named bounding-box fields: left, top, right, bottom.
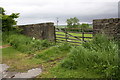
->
left=2, top=31, right=53, bottom=53
left=61, top=34, right=119, bottom=78
left=35, top=43, right=71, bottom=61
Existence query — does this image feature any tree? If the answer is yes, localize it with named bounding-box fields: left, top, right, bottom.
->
left=80, top=23, right=89, bottom=29
left=0, top=7, right=19, bottom=32
left=66, top=17, right=79, bottom=28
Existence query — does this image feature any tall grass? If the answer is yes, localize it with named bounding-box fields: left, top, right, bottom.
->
left=61, top=34, right=119, bottom=78
left=35, top=43, right=71, bottom=62
left=2, top=31, right=54, bottom=54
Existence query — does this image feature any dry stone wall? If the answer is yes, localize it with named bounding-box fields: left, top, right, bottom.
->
left=19, top=22, right=55, bottom=42
left=93, top=18, right=120, bottom=40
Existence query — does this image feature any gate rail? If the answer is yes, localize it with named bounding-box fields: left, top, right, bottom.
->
left=55, top=28, right=93, bottom=45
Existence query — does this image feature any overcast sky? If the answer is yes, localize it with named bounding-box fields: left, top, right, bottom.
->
left=0, top=0, right=119, bottom=25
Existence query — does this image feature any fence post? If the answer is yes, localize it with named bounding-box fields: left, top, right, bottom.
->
left=65, top=28, right=67, bottom=42
left=54, top=27, right=57, bottom=43
left=82, top=28, right=84, bottom=42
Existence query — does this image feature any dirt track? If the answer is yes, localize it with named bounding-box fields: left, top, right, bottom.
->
left=0, top=45, right=11, bottom=49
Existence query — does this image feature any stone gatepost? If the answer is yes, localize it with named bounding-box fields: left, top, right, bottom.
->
left=19, top=22, right=56, bottom=42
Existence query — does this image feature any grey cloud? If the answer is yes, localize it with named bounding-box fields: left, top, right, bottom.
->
left=0, top=0, right=119, bottom=25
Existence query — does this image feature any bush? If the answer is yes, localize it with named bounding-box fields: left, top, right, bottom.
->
left=2, top=31, right=54, bottom=53
left=61, top=34, right=119, bottom=78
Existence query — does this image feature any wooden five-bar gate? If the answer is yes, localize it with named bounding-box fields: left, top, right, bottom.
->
left=55, top=28, right=93, bottom=45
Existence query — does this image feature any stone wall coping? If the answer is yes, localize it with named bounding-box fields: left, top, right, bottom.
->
left=93, top=18, right=120, bottom=21
left=18, top=22, right=54, bottom=27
